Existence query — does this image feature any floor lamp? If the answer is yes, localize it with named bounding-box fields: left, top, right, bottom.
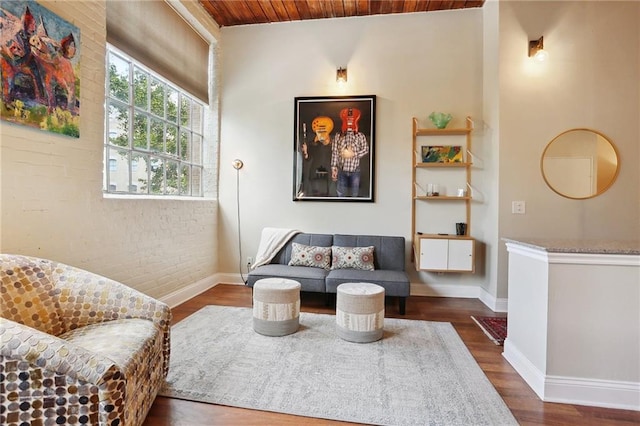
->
left=232, top=159, right=245, bottom=283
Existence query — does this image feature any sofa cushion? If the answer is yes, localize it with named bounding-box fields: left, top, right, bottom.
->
left=333, top=235, right=405, bottom=271
left=59, top=318, right=165, bottom=425
left=247, top=264, right=328, bottom=293
left=326, top=269, right=410, bottom=297
left=331, top=246, right=375, bottom=271
left=59, top=318, right=161, bottom=371
left=288, top=243, right=331, bottom=270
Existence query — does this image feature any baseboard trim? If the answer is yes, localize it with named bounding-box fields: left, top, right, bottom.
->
left=160, top=274, right=219, bottom=308
left=410, top=283, right=506, bottom=313
left=502, top=338, right=546, bottom=398
left=478, top=288, right=508, bottom=312
left=544, top=376, right=640, bottom=411
left=216, top=273, right=247, bottom=285
left=410, top=282, right=480, bottom=298
left=503, top=339, right=640, bottom=411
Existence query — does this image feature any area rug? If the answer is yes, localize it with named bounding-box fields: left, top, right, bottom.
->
left=160, top=306, right=517, bottom=426
left=471, top=316, right=507, bottom=346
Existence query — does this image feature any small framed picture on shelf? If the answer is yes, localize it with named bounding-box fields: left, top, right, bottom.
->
left=421, top=145, right=462, bottom=163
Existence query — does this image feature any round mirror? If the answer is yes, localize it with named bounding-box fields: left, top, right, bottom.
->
left=541, top=128, right=619, bottom=199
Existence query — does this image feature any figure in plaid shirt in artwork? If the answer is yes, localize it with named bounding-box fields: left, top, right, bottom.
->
left=331, top=107, right=369, bottom=197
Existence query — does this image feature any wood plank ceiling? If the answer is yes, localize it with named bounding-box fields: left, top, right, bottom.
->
left=199, top=0, right=485, bottom=27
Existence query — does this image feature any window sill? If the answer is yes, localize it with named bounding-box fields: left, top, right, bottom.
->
left=103, top=193, right=216, bottom=201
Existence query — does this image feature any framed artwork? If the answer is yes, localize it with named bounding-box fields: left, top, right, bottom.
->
left=0, top=0, right=80, bottom=137
left=421, top=145, right=462, bottom=163
left=293, top=95, right=376, bottom=202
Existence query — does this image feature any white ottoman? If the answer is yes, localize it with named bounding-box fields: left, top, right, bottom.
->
left=252, top=278, right=301, bottom=336
left=336, top=282, right=385, bottom=343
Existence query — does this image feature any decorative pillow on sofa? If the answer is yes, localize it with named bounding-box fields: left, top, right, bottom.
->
left=331, top=246, right=375, bottom=271
left=288, top=242, right=332, bottom=270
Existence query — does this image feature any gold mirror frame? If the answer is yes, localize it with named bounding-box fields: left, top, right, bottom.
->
left=541, top=128, right=620, bottom=200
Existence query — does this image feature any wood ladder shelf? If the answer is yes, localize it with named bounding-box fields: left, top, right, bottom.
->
left=411, top=116, right=475, bottom=273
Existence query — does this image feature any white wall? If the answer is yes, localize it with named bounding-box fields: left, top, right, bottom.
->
left=0, top=1, right=220, bottom=300
left=217, top=10, right=492, bottom=296
left=497, top=1, right=640, bottom=294
left=481, top=0, right=502, bottom=302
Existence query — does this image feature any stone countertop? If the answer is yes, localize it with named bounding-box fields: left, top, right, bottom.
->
left=502, top=238, right=640, bottom=255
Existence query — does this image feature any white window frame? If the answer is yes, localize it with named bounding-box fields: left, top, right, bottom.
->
left=104, top=44, right=207, bottom=198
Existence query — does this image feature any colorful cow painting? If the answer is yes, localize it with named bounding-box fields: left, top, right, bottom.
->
left=0, top=0, right=80, bottom=137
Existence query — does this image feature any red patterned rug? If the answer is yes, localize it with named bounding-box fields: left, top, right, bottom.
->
left=471, top=316, right=507, bottom=345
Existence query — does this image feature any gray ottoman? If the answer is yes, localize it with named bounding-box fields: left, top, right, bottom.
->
left=336, top=282, right=385, bottom=343
left=252, top=277, right=301, bottom=336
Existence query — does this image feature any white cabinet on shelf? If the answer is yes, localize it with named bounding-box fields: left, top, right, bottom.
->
left=411, top=116, right=476, bottom=273
left=417, top=235, right=474, bottom=272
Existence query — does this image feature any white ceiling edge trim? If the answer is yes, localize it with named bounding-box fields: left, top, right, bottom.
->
left=168, top=0, right=221, bottom=45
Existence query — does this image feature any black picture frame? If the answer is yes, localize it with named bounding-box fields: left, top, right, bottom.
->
left=293, top=95, right=376, bottom=202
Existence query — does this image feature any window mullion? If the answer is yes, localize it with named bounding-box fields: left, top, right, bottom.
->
left=128, top=61, right=135, bottom=191
left=128, top=58, right=135, bottom=150
left=163, top=159, right=168, bottom=195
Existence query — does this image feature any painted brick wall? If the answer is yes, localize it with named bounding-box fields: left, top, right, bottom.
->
left=0, top=1, right=219, bottom=299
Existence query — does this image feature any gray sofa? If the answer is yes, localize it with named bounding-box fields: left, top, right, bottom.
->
left=246, top=233, right=410, bottom=314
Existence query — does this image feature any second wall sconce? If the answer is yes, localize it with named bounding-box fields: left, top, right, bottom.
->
left=336, top=67, right=347, bottom=84
left=529, top=36, right=549, bottom=62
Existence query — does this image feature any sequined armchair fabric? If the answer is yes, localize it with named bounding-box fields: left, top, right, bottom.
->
left=0, top=254, right=171, bottom=426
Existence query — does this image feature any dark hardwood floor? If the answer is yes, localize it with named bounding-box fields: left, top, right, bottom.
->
left=143, top=284, right=640, bottom=425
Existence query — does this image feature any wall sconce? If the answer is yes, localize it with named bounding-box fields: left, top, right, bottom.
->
left=336, top=67, right=347, bottom=84
left=528, top=36, right=548, bottom=62
left=232, top=159, right=244, bottom=170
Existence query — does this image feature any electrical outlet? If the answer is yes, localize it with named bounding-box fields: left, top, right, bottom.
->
left=247, top=256, right=253, bottom=265
left=512, top=201, right=526, bottom=214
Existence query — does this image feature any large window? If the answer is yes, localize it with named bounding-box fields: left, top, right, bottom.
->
left=104, top=46, right=205, bottom=197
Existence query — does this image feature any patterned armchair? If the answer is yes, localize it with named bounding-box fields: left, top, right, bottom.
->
left=0, top=254, right=171, bottom=426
